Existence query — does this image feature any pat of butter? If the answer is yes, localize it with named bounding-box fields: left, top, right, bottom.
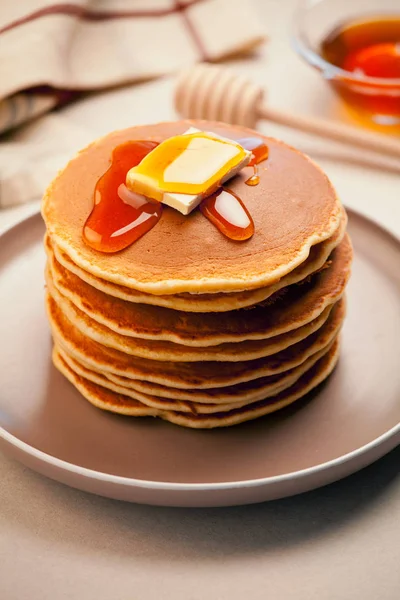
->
left=126, top=128, right=251, bottom=215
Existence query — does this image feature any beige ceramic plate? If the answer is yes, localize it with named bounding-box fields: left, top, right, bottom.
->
left=0, top=210, right=399, bottom=507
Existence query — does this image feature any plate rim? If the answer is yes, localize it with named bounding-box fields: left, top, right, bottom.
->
left=0, top=208, right=399, bottom=493
left=1, top=420, right=399, bottom=491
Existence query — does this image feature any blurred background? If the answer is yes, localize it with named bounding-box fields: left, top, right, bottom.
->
left=0, top=0, right=399, bottom=221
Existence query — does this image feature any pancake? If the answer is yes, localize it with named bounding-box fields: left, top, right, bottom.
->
left=42, top=119, right=352, bottom=427
left=52, top=339, right=340, bottom=428
left=46, top=280, right=333, bottom=362
left=46, top=207, right=346, bottom=312
left=104, top=338, right=336, bottom=401
left=47, top=294, right=345, bottom=388
left=42, top=120, right=343, bottom=295
left=57, top=338, right=336, bottom=405
left=45, top=235, right=352, bottom=348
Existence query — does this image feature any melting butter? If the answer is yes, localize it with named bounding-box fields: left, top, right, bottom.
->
left=126, top=128, right=251, bottom=215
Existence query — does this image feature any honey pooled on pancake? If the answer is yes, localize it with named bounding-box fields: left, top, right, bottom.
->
left=83, top=141, right=162, bottom=253
left=83, top=127, right=269, bottom=252
left=42, top=121, right=343, bottom=295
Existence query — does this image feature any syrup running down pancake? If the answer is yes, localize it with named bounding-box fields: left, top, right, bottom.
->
left=42, top=121, right=343, bottom=295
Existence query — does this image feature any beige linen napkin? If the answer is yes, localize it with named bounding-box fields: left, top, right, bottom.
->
left=0, top=0, right=265, bottom=208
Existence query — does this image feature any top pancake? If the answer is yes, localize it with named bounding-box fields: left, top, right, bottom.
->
left=42, top=120, right=343, bottom=295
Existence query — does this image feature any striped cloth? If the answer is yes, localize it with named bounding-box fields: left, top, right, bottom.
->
left=0, top=0, right=265, bottom=208
left=0, top=0, right=265, bottom=135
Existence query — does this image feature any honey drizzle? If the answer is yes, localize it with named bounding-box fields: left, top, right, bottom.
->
left=237, top=137, right=269, bottom=186
left=83, top=135, right=270, bottom=251
left=200, top=188, right=254, bottom=241
left=83, top=141, right=162, bottom=253
left=127, top=132, right=249, bottom=199
left=245, top=164, right=260, bottom=186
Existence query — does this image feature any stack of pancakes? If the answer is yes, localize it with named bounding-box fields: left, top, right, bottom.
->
left=42, top=121, right=352, bottom=428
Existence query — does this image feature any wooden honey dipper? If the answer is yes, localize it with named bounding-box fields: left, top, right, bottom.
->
left=175, top=64, right=400, bottom=160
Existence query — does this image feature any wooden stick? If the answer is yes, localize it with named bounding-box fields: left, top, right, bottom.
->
left=175, top=64, right=400, bottom=160
left=260, top=104, right=400, bottom=159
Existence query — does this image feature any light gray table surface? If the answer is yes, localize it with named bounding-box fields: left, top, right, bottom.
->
left=1, top=447, right=399, bottom=600
left=1, top=1, right=399, bottom=598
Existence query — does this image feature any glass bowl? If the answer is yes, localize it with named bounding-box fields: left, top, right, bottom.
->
left=292, top=0, right=400, bottom=126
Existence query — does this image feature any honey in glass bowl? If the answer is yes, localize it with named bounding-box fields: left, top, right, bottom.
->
left=321, top=15, right=400, bottom=124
